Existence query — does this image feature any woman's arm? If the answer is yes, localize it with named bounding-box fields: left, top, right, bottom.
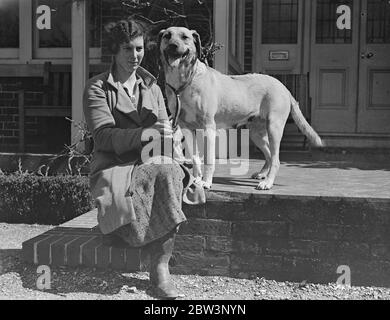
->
left=154, top=84, right=170, bottom=121
left=83, top=79, right=143, bottom=155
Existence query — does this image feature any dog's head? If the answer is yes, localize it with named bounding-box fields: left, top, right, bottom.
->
left=158, top=27, right=201, bottom=69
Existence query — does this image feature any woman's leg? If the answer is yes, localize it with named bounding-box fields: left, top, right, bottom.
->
left=112, top=161, right=185, bottom=298
left=147, top=227, right=178, bottom=299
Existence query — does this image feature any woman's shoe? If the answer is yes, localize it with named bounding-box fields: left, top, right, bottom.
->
left=148, top=230, right=178, bottom=299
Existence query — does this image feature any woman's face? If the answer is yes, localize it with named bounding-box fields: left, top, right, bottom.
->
left=115, top=36, right=144, bottom=74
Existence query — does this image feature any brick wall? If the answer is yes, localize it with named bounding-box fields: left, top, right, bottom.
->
left=0, top=77, right=44, bottom=152
left=171, top=192, right=390, bottom=287
left=21, top=182, right=390, bottom=287
left=0, top=75, right=72, bottom=153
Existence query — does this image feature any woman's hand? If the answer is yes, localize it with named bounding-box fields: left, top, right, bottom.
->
left=141, top=120, right=173, bottom=142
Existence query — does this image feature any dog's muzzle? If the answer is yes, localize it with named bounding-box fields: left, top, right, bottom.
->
left=163, top=48, right=191, bottom=65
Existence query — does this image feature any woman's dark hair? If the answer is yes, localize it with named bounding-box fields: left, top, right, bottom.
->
left=105, top=17, right=146, bottom=54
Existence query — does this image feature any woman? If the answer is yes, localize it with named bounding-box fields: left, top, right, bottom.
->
left=83, top=17, right=204, bottom=299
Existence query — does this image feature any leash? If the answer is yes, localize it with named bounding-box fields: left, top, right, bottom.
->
left=166, top=66, right=197, bottom=131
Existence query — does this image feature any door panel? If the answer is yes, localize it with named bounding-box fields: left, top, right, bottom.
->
left=358, top=0, right=390, bottom=133
left=318, top=70, right=347, bottom=106
left=310, top=0, right=360, bottom=133
left=255, top=0, right=303, bottom=74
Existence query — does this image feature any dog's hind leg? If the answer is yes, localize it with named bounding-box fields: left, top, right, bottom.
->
left=248, top=118, right=271, bottom=180
left=256, top=114, right=287, bottom=190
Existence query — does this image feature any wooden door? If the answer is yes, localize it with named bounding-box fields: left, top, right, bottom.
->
left=254, top=0, right=304, bottom=74
left=357, top=0, right=390, bottom=133
left=310, top=0, right=360, bottom=133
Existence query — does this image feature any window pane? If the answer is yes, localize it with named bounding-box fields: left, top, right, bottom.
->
left=89, top=0, right=102, bottom=48
left=316, top=0, right=353, bottom=44
left=367, top=0, right=390, bottom=44
left=0, top=0, right=19, bottom=48
left=229, top=0, right=237, bottom=56
left=36, top=0, right=102, bottom=48
left=37, top=0, right=71, bottom=48
left=262, top=0, right=298, bottom=44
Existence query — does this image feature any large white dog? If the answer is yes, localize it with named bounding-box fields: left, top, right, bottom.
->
left=159, top=27, right=323, bottom=190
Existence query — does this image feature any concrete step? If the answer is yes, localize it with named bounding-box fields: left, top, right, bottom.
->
left=21, top=159, right=390, bottom=287
left=22, top=191, right=390, bottom=286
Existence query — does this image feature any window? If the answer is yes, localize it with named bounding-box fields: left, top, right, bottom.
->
left=229, top=0, right=237, bottom=57
left=367, top=0, right=390, bottom=44
left=90, top=0, right=102, bottom=48
left=0, top=0, right=19, bottom=48
left=228, top=0, right=244, bottom=73
left=262, top=0, right=298, bottom=44
left=35, top=0, right=102, bottom=48
left=36, top=0, right=71, bottom=48
left=316, top=0, right=353, bottom=44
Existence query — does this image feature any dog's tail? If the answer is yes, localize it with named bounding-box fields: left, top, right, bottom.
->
left=290, top=95, right=324, bottom=148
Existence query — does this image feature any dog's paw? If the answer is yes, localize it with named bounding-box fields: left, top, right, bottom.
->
left=194, top=176, right=203, bottom=185
left=256, top=179, right=273, bottom=190
left=251, top=172, right=267, bottom=180
left=201, top=181, right=212, bottom=190
left=195, top=179, right=212, bottom=189
left=194, top=178, right=212, bottom=189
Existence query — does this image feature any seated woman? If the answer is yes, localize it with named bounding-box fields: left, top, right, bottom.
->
left=83, top=17, right=204, bottom=299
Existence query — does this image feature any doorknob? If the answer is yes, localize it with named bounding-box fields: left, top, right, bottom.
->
left=361, top=52, right=374, bottom=59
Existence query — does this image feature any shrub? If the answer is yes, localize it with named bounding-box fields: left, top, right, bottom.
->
left=0, top=172, right=94, bottom=225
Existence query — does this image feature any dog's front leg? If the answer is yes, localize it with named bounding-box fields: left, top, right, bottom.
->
left=172, top=126, right=187, bottom=164
left=192, top=153, right=203, bottom=183
left=181, top=128, right=203, bottom=183
left=201, top=125, right=216, bottom=189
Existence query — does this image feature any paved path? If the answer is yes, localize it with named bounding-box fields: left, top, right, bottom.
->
left=59, top=158, right=390, bottom=230
left=212, top=158, right=390, bottom=200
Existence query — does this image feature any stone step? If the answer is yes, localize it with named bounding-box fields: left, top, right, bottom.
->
left=22, top=190, right=390, bottom=286
left=21, top=159, right=390, bottom=287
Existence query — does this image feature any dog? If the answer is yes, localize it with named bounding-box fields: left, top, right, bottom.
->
left=158, top=27, right=323, bottom=190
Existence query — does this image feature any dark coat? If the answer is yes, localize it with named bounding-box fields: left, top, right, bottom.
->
left=84, top=65, right=197, bottom=235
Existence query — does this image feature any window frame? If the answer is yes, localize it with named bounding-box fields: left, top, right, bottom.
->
left=228, top=0, right=245, bottom=74
left=32, top=0, right=101, bottom=59
left=0, top=0, right=21, bottom=60
left=261, top=0, right=300, bottom=45
left=0, top=0, right=101, bottom=63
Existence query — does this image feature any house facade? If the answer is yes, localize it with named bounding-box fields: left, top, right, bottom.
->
left=0, top=0, right=389, bottom=154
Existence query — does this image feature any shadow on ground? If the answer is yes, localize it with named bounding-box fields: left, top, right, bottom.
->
left=212, top=177, right=285, bottom=188
left=281, top=160, right=390, bottom=171
left=0, top=249, right=21, bottom=276
left=0, top=249, right=163, bottom=299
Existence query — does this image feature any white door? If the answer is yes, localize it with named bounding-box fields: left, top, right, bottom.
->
left=310, top=0, right=360, bottom=133
left=357, top=0, right=390, bottom=133
left=311, top=0, right=390, bottom=134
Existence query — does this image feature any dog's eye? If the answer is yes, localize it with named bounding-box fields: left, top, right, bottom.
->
left=163, top=33, right=171, bottom=39
left=182, top=35, right=189, bottom=40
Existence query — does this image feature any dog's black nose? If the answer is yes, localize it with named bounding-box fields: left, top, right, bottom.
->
left=168, top=43, right=178, bottom=51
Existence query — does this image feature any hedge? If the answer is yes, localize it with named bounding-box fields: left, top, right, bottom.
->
left=0, top=173, right=94, bottom=225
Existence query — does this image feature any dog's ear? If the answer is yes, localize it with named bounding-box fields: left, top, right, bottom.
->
left=191, top=31, right=202, bottom=59
left=157, top=29, right=166, bottom=52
